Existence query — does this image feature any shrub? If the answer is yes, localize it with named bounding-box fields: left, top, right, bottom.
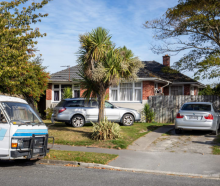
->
left=91, top=117, right=121, bottom=140
left=45, top=107, right=53, bottom=120
left=62, top=87, right=72, bottom=99
left=142, top=103, right=154, bottom=123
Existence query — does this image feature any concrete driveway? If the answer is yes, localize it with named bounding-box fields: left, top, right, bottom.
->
left=147, top=129, right=218, bottom=154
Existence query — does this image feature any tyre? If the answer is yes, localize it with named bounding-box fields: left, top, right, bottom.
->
left=122, top=114, right=134, bottom=126
left=175, top=129, right=181, bottom=134
left=71, top=115, right=85, bottom=128
left=65, top=122, right=71, bottom=126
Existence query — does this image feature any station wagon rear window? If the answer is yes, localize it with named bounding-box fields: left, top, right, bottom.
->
left=181, top=104, right=211, bottom=111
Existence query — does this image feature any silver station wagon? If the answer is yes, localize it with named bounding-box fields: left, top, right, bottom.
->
left=175, top=102, right=220, bottom=135
left=51, top=98, right=141, bottom=127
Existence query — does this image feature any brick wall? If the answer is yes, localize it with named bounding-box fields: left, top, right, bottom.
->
left=184, top=84, right=190, bottom=95
left=142, top=81, right=154, bottom=100
left=46, top=83, right=52, bottom=100
left=163, top=86, right=169, bottom=95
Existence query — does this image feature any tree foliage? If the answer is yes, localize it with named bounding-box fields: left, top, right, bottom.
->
left=62, top=87, right=72, bottom=99
left=77, top=27, right=144, bottom=122
left=0, top=0, right=51, bottom=111
left=144, top=0, right=220, bottom=80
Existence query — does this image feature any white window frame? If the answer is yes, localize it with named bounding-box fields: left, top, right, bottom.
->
left=52, top=83, right=76, bottom=102
left=169, top=85, right=184, bottom=95
left=109, top=82, right=142, bottom=102
left=72, top=84, right=80, bottom=98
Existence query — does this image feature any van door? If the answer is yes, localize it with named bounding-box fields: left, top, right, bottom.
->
left=0, top=107, right=10, bottom=157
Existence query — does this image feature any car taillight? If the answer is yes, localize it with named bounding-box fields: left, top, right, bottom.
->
left=204, top=114, right=213, bottom=120
left=59, top=107, right=66, bottom=113
left=176, top=113, right=184, bottom=119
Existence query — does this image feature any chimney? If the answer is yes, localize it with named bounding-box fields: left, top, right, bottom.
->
left=163, top=55, right=170, bottom=67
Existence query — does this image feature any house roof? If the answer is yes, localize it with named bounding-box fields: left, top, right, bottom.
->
left=49, top=65, right=82, bottom=82
left=49, top=61, right=204, bottom=87
left=141, top=61, right=197, bottom=83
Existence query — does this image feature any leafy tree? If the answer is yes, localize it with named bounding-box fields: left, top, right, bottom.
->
left=62, top=87, right=72, bottom=99
left=0, top=0, right=51, bottom=112
left=77, top=27, right=144, bottom=123
left=142, top=103, right=154, bottom=123
left=144, top=0, right=220, bottom=80
left=198, top=85, right=214, bottom=95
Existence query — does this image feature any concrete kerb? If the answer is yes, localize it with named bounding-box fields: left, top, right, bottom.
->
left=37, top=159, right=220, bottom=180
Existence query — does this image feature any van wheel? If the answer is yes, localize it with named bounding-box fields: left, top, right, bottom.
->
left=71, top=115, right=85, bottom=128
left=175, top=129, right=181, bottom=134
left=122, top=114, right=134, bottom=126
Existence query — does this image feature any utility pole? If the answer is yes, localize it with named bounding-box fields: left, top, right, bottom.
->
left=61, top=65, right=70, bottom=81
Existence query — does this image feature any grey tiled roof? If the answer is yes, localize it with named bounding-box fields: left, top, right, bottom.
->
left=50, top=65, right=82, bottom=81
left=50, top=61, right=198, bottom=83
left=141, top=61, right=197, bottom=82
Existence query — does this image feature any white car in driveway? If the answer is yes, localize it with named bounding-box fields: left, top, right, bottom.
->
left=175, top=102, right=220, bottom=135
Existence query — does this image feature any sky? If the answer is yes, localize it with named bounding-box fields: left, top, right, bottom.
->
left=14, top=0, right=219, bottom=85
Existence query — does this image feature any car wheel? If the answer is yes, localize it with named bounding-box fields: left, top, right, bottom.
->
left=65, top=122, right=71, bottom=126
left=175, top=129, right=181, bottom=134
left=71, top=115, right=85, bottom=128
left=122, top=114, right=134, bottom=126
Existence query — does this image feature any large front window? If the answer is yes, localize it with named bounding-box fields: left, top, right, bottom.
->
left=170, top=86, right=183, bottom=95
left=2, top=102, right=42, bottom=125
left=110, top=82, right=142, bottom=102
left=53, top=84, right=80, bottom=102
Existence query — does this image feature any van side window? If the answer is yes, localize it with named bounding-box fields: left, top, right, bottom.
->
left=0, top=109, right=7, bottom=123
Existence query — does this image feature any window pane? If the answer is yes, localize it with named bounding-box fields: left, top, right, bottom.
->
left=54, top=84, right=59, bottom=89
left=135, top=82, right=141, bottom=87
left=54, top=91, right=59, bottom=101
left=120, top=83, right=127, bottom=88
left=134, top=89, right=141, bottom=101
left=182, top=104, right=211, bottom=111
left=74, top=90, right=80, bottom=98
left=171, top=86, right=182, bottom=95
left=73, top=84, right=80, bottom=89
left=105, top=102, right=113, bottom=108
left=61, top=84, right=72, bottom=89
left=127, top=83, right=132, bottom=88
left=65, top=100, right=84, bottom=107
left=127, top=88, right=133, bottom=101
left=120, top=88, right=126, bottom=101
left=112, top=90, right=118, bottom=101
left=89, top=100, right=98, bottom=108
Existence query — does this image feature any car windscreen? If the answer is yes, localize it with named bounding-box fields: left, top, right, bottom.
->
left=181, top=104, right=211, bottom=111
left=2, top=102, right=43, bottom=125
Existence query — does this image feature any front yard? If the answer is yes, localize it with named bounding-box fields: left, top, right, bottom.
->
left=44, top=120, right=166, bottom=149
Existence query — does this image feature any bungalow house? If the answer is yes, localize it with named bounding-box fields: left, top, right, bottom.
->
left=45, top=55, right=205, bottom=111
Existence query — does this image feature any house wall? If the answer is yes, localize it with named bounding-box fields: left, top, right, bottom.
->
left=184, top=84, right=190, bottom=95
left=46, top=83, right=52, bottom=108
left=142, top=81, right=154, bottom=100
left=194, top=86, right=198, bottom=96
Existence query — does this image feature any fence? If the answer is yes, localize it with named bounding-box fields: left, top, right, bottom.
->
left=148, top=95, right=220, bottom=123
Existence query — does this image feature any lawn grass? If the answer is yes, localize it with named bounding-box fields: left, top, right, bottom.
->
left=44, top=150, right=118, bottom=164
left=213, top=134, right=220, bottom=155
left=44, top=120, right=169, bottom=149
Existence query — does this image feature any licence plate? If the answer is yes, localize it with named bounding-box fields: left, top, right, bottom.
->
left=189, top=116, right=198, bottom=119
left=33, top=149, right=41, bottom=153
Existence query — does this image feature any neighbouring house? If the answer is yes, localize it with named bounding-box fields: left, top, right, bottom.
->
left=45, top=55, right=205, bottom=111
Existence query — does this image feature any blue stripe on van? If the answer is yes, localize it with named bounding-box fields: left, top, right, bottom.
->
left=0, top=128, right=7, bottom=141
left=13, top=129, right=48, bottom=137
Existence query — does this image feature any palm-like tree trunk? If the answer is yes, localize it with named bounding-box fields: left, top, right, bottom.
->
left=97, top=88, right=105, bottom=123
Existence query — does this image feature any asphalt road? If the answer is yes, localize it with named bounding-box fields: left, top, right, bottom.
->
left=0, top=161, right=219, bottom=186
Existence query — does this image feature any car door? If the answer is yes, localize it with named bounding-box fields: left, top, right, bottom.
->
left=85, top=100, right=99, bottom=122
left=104, top=101, right=120, bottom=121
left=0, top=106, right=10, bottom=157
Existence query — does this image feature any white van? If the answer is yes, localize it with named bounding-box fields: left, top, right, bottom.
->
left=0, top=95, right=53, bottom=160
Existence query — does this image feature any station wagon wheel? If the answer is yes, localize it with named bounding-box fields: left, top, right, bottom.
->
left=71, top=115, right=85, bottom=128
left=122, top=114, right=134, bottom=126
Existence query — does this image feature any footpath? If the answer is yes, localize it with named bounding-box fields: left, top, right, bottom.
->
left=50, top=125, right=220, bottom=179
